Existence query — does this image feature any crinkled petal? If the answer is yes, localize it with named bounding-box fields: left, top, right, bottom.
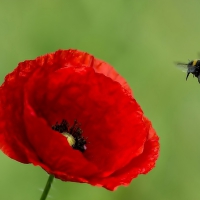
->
left=23, top=98, right=99, bottom=180
left=88, top=117, right=159, bottom=190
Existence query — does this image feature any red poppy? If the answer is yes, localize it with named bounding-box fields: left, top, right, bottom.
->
left=0, top=49, right=159, bottom=190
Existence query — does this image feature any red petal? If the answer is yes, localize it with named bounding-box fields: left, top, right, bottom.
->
left=0, top=61, right=41, bottom=163
left=23, top=100, right=98, bottom=180
left=88, top=117, right=159, bottom=190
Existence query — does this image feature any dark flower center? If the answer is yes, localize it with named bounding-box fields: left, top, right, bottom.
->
left=52, top=119, right=87, bottom=152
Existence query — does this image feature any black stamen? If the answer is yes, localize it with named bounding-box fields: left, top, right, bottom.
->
left=52, top=119, right=87, bottom=152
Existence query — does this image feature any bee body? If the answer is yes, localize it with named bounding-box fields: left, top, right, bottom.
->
left=177, top=59, right=200, bottom=83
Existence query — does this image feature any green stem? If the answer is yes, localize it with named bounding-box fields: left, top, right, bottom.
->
left=40, top=174, right=54, bottom=200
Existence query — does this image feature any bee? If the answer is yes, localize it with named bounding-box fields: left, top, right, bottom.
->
left=177, top=59, right=200, bottom=83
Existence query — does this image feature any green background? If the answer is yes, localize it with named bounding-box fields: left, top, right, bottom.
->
left=0, top=0, right=200, bottom=199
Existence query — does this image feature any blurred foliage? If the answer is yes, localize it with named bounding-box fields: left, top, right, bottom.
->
left=1, top=0, right=200, bottom=199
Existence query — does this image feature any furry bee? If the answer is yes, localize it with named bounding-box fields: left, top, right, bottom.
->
left=177, top=59, right=200, bottom=83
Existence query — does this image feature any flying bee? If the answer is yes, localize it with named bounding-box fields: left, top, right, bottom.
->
left=177, top=59, right=200, bottom=83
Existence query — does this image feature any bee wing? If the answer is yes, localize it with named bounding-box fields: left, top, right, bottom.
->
left=176, top=62, right=196, bottom=80
left=176, top=62, right=188, bottom=72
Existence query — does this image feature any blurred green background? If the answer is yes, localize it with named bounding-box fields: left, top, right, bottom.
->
left=0, top=0, right=200, bottom=199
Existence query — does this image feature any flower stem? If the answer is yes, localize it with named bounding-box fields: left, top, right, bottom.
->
left=40, top=174, right=54, bottom=200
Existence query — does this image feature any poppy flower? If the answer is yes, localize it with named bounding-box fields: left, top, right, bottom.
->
left=0, top=49, right=159, bottom=190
